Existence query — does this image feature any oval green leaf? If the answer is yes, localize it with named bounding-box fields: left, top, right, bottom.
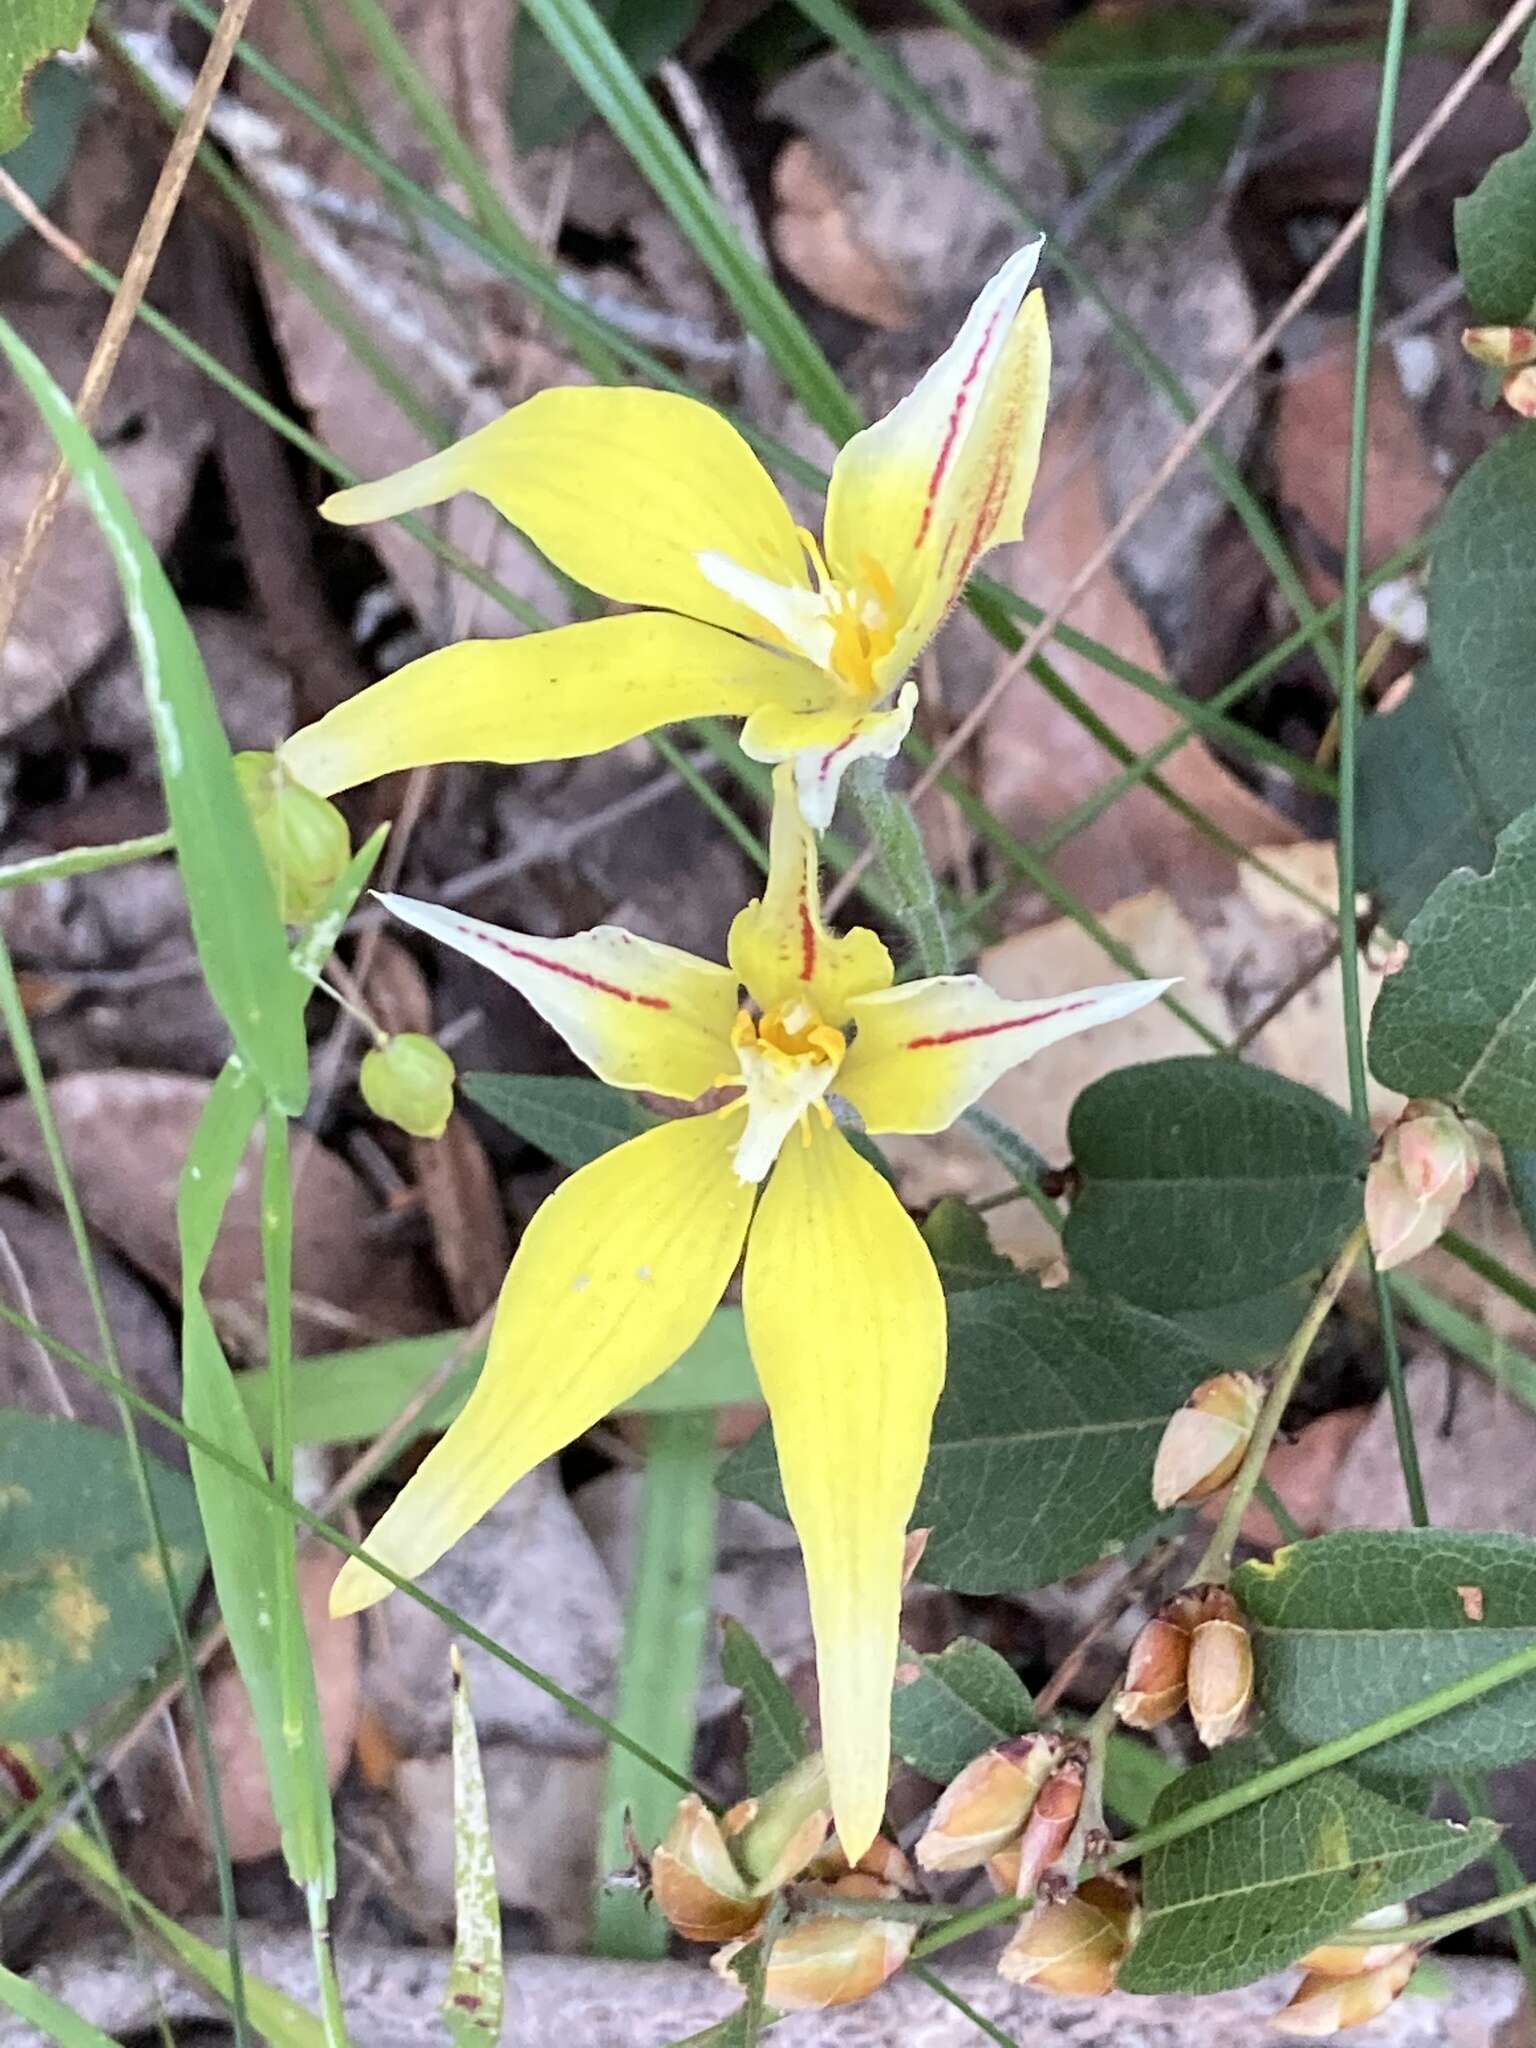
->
left=1236, top=1529, right=1536, bottom=1778
left=1064, top=1057, right=1368, bottom=1311
left=1120, top=1733, right=1497, bottom=1994
left=891, top=1637, right=1034, bottom=1786
left=0, top=1411, right=204, bottom=1739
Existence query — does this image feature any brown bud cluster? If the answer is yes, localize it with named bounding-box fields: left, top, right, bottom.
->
left=998, top=1874, right=1139, bottom=1996
left=652, top=1758, right=830, bottom=1946
left=713, top=1840, right=918, bottom=2012
left=1116, top=1585, right=1252, bottom=1749
left=1152, top=1373, right=1263, bottom=1510
left=1273, top=1907, right=1417, bottom=2034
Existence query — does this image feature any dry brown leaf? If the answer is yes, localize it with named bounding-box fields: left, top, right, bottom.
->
left=0, top=109, right=212, bottom=738
left=0, top=1072, right=432, bottom=1351
left=971, top=409, right=1300, bottom=914
left=770, top=138, right=913, bottom=330
left=186, top=1548, right=360, bottom=1863
left=365, top=938, right=510, bottom=1319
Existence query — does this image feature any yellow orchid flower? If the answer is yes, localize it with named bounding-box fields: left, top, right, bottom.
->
left=281, top=242, right=1050, bottom=829
left=330, top=774, right=1166, bottom=1856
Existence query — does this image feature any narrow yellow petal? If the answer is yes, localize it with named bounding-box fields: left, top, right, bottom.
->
left=331, top=1116, right=752, bottom=1616
left=824, top=242, right=1050, bottom=686
left=320, top=386, right=811, bottom=641
left=279, top=613, right=830, bottom=797
left=838, top=975, right=1173, bottom=1135
left=727, top=765, right=892, bottom=1023
left=380, top=893, right=739, bottom=1102
left=739, top=682, right=918, bottom=833
left=743, top=1122, right=946, bottom=1860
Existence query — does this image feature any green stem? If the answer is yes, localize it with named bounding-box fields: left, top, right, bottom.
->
left=1337, top=0, right=1428, bottom=1528
left=849, top=759, right=954, bottom=976
left=909, top=1962, right=1021, bottom=2047
left=1191, top=1224, right=1367, bottom=1585
left=1341, top=1880, right=1536, bottom=1950
left=1457, top=1774, right=1536, bottom=2005
left=1440, top=1229, right=1536, bottom=1320
left=0, top=829, right=174, bottom=891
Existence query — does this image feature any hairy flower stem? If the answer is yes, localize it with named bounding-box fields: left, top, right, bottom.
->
left=848, top=759, right=954, bottom=976
left=1189, top=1222, right=1368, bottom=1586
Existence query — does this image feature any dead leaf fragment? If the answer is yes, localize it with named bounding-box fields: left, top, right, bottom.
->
left=1458, top=1585, right=1486, bottom=1623
left=770, top=139, right=913, bottom=330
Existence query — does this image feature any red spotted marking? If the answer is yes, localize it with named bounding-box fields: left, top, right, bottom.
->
left=458, top=923, right=670, bottom=1009
left=814, top=730, right=860, bottom=788
left=913, top=305, right=1004, bottom=550
left=906, top=996, right=1094, bottom=1049
left=798, top=891, right=818, bottom=982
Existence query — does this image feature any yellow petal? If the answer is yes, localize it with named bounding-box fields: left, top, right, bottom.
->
left=824, top=242, right=1050, bottom=686
left=743, top=1121, right=946, bottom=1859
left=740, top=681, right=918, bottom=832
left=331, top=1116, right=752, bottom=1615
left=320, top=385, right=810, bottom=641
left=379, top=892, right=738, bottom=1102
left=280, top=613, right=831, bottom=798
left=839, top=975, right=1173, bottom=1134
left=728, top=765, right=893, bottom=1023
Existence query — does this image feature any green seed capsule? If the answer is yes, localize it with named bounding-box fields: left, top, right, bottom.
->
left=234, top=751, right=351, bottom=925
left=361, top=1032, right=456, bottom=1140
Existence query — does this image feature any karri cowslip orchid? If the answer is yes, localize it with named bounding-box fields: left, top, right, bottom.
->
left=280, top=242, right=1050, bottom=829
left=330, top=773, right=1167, bottom=1856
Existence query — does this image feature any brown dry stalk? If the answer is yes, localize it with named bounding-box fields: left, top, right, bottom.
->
left=830, top=0, right=1536, bottom=915
left=0, top=0, right=258, bottom=666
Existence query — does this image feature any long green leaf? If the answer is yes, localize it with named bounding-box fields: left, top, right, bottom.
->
left=0, top=1964, right=120, bottom=2048
left=0, top=317, right=307, bottom=1113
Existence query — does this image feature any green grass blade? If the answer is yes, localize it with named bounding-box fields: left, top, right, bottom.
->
left=0, top=316, right=308, bottom=1114
left=0, top=1965, right=121, bottom=2048
left=0, top=830, right=174, bottom=891
left=593, top=1408, right=719, bottom=1957
left=443, top=1648, right=504, bottom=2045
left=512, top=0, right=858, bottom=436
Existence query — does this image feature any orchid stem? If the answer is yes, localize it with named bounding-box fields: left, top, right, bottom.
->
left=1190, top=1223, right=1367, bottom=1586
left=848, top=759, right=955, bottom=976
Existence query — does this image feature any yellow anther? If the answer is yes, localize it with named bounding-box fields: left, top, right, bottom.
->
left=796, top=525, right=833, bottom=594
left=857, top=552, right=897, bottom=614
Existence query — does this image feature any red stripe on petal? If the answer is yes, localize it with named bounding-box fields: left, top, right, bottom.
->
left=799, top=895, right=818, bottom=983
left=457, top=924, right=671, bottom=1009
left=905, top=996, right=1093, bottom=1049
left=914, top=305, right=1004, bottom=550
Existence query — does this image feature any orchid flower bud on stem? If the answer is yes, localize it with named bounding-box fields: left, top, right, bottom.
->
left=360, top=1032, right=457, bottom=1140
left=1116, top=1611, right=1193, bottom=1728
left=997, top=1874, right=1139, bottom=1994
left=233, top=750, right=351, bottom=925
left=1270, top=1947, right=1417, bottom=2034
left=1461, top=324, right=1536, bottom=368
left=1365, top=1100, right=1479, bottom=1270
left=915, top=1734, right=1063, bottom=1874
left=1152, top=1373, right=1264, bottom=1509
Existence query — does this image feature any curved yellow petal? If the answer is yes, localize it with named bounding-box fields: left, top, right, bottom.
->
left=743, top=1121, right=946, bottom=1860
left=331, top=1115, right=752, bottom=1615
left=824, top=242, right=1050, bottom=686
left=728, top=765, right=893, bottom=1024
left=839, top=975, right=1174, bottom=1135
left=320, top=386, right=810, bottom=641
left=380, top=892, right=738, bottom=1101
left=739, top=681, right=918, bottom=833
left=279, top=613, right=830, bottom=798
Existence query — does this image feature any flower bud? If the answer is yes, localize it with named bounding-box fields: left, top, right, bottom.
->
left=915, top=1734, right=1062, bottom=1873
left=997, top=1875, right=1138, bottom=1995
left=1152, top=1373, right=1263, bottom=1509
left=730, top=1754, right=831, bottom=1890
left=1503, top=364, right=1536, bottom=417
left=233, top=751, right=351, bottom=925
left=1012, top=1754, right=1085, bottom=1900
left=1270, top=1947, right=1416, bottom=2035
left=1461, top=324, right=1536, bottom=368
left=1186, top=1588, right=1253, bottom=1749
left=651, top=1795, right=765, bottom=1944
left=1365, top=1100, right=1479, bottom=1271
left=360, top=1033, right=457, bottom=1140
left=1297, top=1903, right=1413, bottom=1978
left=714, top=1869, right=915, bottom=2012
left=1116, top=1615, right=1192, bottom=1728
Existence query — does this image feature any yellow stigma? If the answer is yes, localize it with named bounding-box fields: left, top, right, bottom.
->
left=795, top=528, right=898, bottom=697
left=724, top=999, right=846, bottom=1181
